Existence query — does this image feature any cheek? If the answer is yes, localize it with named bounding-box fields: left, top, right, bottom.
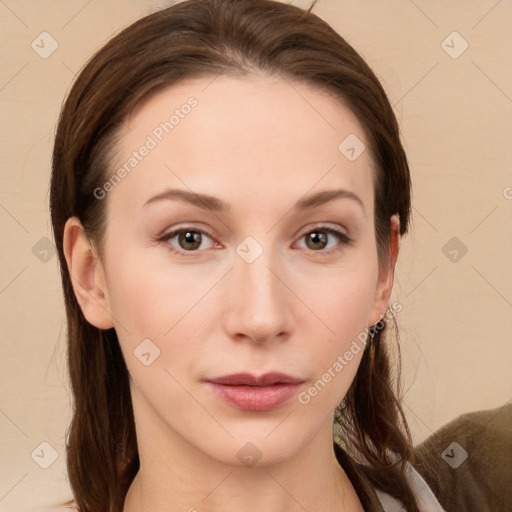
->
left=103, top=258, right=201, bottom=411
left=293, top=294, right=371, bottom=421
left=292, top=263, right=377, bottom=395
left=295, top=260, right=378, bottom=333
left=103, top=246, right=222, bottom=370
left=105, top=243, right=201, bottom=330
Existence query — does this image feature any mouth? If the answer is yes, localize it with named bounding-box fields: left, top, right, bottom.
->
left=204, top=372, right=305, bottom=411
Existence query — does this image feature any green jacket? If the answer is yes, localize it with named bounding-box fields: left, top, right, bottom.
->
left=334, top=402, right=512, bottom=511
left=413, top=402, right=512, bottom=511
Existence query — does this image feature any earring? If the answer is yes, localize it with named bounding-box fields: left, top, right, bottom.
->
left=368, top=327, right=376, bottom=373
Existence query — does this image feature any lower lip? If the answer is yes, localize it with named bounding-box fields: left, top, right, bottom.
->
left=206, top=382, right=302, bottom=411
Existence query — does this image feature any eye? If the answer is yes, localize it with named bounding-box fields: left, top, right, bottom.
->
left=157, top=225, right=352, bottom=257
left=295, top=226, right=352, bottom=255
left=158, top=228, right=219, bottom=255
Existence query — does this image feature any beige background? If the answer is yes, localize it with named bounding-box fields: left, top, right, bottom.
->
left=1, top=0, right=511, bottom=510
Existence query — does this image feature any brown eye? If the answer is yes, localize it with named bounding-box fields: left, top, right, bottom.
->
left=159, top=228, right=217, bottom=255
left=296, top=226, right=352, bottom=255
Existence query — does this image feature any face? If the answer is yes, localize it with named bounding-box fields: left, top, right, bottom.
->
left=68, top=73, right=397, bottom=468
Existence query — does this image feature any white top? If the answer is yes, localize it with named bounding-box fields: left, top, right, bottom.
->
left=374, top=461, right=446, bottom=512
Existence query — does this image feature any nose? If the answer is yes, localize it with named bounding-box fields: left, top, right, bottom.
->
left=222, top=242, right=293, bottom=345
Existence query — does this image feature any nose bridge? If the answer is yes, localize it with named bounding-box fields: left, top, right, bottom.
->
left=225, top=235, right=291, bottom=341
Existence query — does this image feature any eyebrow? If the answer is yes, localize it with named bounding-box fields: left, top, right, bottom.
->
left=143, top=188, right=365, bottom=214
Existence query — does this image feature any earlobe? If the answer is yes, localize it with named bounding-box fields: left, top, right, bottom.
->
left=369, top=214, right=400, bottom=326
left=62, top=217, right=115, bottom=330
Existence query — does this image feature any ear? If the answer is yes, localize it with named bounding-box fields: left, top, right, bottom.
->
left=368, top=214, right=400, bottom=326
left=62, top=217, right=114, bottom=330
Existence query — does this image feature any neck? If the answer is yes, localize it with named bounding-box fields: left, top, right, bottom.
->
left=123, top=402, right=364, bottom=512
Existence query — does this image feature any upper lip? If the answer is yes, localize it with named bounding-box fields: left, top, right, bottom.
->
left=205, top=372, right=304, bottom=386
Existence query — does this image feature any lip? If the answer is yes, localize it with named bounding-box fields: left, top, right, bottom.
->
left=206, top=372, right=304, bottom=386
left=205, top=372, right=305, bottom=411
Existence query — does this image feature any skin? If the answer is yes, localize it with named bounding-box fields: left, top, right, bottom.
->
left=63, top=73, right=400, bottom=512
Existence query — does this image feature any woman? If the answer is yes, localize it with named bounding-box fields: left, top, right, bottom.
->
left=50, top=0, right=447, bottom=510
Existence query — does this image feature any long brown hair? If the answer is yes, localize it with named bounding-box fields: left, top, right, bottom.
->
left=50, top=0, right=425, bottom=510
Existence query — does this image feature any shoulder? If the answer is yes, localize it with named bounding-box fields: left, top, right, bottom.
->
left=412, top=402, right=512, bottom=512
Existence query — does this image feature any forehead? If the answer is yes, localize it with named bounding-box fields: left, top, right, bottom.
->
left=108, top=74, right=374, bottom=215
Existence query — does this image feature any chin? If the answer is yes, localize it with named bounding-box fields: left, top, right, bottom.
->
left=199, top=425, right=312, bottom=469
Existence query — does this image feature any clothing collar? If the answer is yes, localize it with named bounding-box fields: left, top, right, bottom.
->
left=334, top=443, right=446, bottom=512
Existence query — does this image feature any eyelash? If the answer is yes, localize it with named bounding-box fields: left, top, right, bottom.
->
left=156, top=225, right=353, bottom=258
